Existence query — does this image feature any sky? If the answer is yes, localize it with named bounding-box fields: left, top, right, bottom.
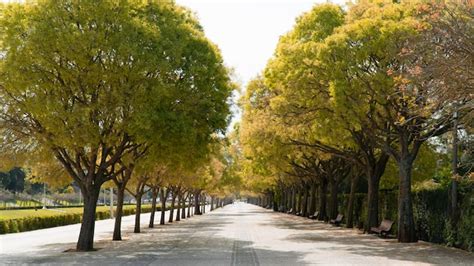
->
left=176, top=0, right=345, bottom=86
left=175, top=0, right=347, bottom=129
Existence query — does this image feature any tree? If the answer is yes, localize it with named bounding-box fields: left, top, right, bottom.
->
left=317, top=1, right=460, bottom=242
left=263, top=3, right=391, bottom=230
left=0, top=167, right=25, bottom=194
left=401, top=2, right=473, bottom=226
left=0, top=1, right=232, bottom=250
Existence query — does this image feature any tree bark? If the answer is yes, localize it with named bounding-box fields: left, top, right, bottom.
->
left=187, top=194, right=192, bottom=217
left=176, top=192, right=181, bottom=222
left=181, top=194, right=187, bottom=219
left=302, top=186, right=309, bottom=217
left=291, top=187, right=297, bottom=214
left=397, top=156, right=417, bottom=242
left=367, top=174, right=379, bottom=231
left=329, top=177, right=338, bottom=220
left=318, top=178, right=328, bottom=221
left=346, top=174, right=359, bottom=228
left=210, top=196, right=215, bottom=211
left=202, top=194, right=206, bottom=213
left=366, top=153, right=389, bottom=231
left=286, top=188, right=291, bottom=211
left=134, top=194, right=142, bottom=233
left=149, top=187, right=158, bottom=228
left=169, top=191, right=177, bottom=223
left=194, top=192, right=201, bottom=215
left=76, top=185, right=101, bottom=251
left=309, top=183, right=317, bottom=215
left=273, top=191, right=278, bottom=211
left=113, top=185, right=125, bottom=240
left=297, top=190, right=302, bottom=214
left=159, top=188, right=168, bottom=225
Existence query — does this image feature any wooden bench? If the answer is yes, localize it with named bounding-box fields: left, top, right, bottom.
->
left=329, top=214, right=344, bottom=226
left=309, top=211, right=319, bottom=220
left=370, top=219, right=394, bottom=237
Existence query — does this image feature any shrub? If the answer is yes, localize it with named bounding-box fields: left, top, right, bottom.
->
left=0, top=204, right=154, bottom=234
left=330, top=183, right=473, bottom=251
left=0, top=220, right=9, bottom=234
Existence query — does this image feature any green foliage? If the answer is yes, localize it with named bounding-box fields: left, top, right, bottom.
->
left=0, top=204, right=184, bottom=234
left=381, top=144, right=448, bottom=190
left=0, top=168, right=25, bottom=193
left=333, top=184, right=473, bottom=251
left=0, top=0, right=232, bottom=189
left=413, top=188, right=448, bottom=243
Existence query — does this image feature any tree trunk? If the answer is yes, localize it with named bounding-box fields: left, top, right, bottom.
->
left=210, top=196, right=215, bottom=211
left=194, top=192, right=201, bottom=215
left=202, top=194, right=206, bottom=213
left=367, top=173, right=380, bottom=231
left=309, top=183, right=317, bottom=215
left=134, top=194, right=142, bottom=233
left=318, top=179, right=328, bottom=221
left=181, top=195, right=187, bottom=219
left=273, top=191, right=278, bottom=211
left=302, top=186, right=309, bottom=217
left=346, top=174, right=359, bottom=228
left=176, top=192, right=181, bottom=222
left=297, top=190, right=302, bottom=214
left=397, top=157, right=417, bottom=242
left=329, top=177, right=339, bottom=220
left=149, top=188, right=158, bottom=228
left=160, top=188, right=167, bottom=225
left=286, top=188, right=291, bottom=211
left=169, top=192, right=177, bottom=223
left=279, top=189, right=285, bottom=212
left=291, top=188, right=297, bottom=214
left=365, top=153, right=389, bottom=231
left=113, top=185, right=125, bottom=240
left=76, top=185, right=100, bottom=251
left=187, top=194, right=192, bottom=217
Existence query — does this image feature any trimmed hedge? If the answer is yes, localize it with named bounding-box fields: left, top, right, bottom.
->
left=334, top=185, right=473, bottom=252
left=0, top=204, right=171, bottom=234
left=0, top=203, right=140, bottom=211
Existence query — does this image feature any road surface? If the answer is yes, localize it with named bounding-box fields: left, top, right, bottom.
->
left=1, top=202, right=473, bottom=265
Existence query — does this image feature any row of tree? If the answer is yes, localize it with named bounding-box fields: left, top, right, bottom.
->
left=0, top=1, right=237, bottom=251
left=238, top=1, right=472, bottom=243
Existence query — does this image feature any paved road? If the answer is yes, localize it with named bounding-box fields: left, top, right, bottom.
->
left=1, top=202, right=473, bottom=265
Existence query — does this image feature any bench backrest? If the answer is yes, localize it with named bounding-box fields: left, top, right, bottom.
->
left=336, top=214, right=343, bottom=222
left=381, top=219, right=394, bottom=231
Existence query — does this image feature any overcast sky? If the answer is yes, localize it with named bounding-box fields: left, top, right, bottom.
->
left=176, top=0, right=346, bottom=86
left=175, top=0, right=347, bottom=129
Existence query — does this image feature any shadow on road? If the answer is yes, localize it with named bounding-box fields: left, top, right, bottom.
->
left=2, top=203, right=473, bottom=266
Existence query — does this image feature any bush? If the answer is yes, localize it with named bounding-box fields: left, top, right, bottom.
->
left=9, top=220, right=19, bottom=233
left=0, top=204, right=156, bottom=234
left=331, top=184, right=473, bottom=252
left=0, top=220, right=9, bottom=234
